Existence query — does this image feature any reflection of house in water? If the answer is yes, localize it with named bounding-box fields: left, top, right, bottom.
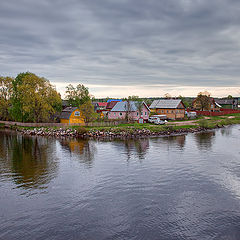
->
left=59, top=138, right=96, bottom=167
left=194, top=131, right=216, bottom=150
left=151, top=135, right=186, bottom=150
left=0, top=131, right=58, bottom=190
left=111, top=138, right=150, bottom=161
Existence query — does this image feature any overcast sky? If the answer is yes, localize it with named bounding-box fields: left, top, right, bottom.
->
left=1, top=0, right=240, bottom=98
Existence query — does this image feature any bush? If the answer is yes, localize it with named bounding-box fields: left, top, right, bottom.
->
left=198, top=120, right=210, bottom=128
left=76, top=126, right=88, bottom=135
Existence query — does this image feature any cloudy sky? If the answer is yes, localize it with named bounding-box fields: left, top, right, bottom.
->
left=1, top=0, right=240, bottom=98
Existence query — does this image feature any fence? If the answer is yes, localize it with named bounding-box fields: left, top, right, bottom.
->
left=195, top=109, right=240, bottom=116
left=0, top=120, right=127, bottom=128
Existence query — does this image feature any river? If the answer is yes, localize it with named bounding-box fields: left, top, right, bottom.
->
left=0, top=126, right=240, bottom=240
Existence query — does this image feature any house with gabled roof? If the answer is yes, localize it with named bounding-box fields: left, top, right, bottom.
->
left=108, top=101, right=150, bottom=122
left=60, top=107, right=85, bottom=124
left=150, top=99, right=185, bottom=119
left=215, top=98, right=238, bottom=109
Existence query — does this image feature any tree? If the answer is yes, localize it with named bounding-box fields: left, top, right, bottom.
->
left=65, top=84, right=90, bottom=107
left=10, top=72, right=31, bottom=122
left=178, top=95, right=190, bottom=108
left=164, top=93, right=171, bottom=99
left=0, top=76, right=13, bottom=120
left=79, top=100, right=97, bottom=123
left=10, top=72, right=61, bottom=122
left=194, top=92, right=212, bottom=111
left=227, top=95, right=233, bottom=99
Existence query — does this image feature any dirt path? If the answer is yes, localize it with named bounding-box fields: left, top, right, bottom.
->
left=167, top=116, right=236, bottom=126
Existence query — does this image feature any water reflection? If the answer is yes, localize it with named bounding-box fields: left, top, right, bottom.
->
left=59, top=138, right=96, bottom=167
left=112, top=138, right=149, bottom=161
left=220, top=127, right=233, bottom=136
left=0, top=130, right=58, bottom=189
left=151, top=134, right=186, bottom=150
left=195, top=131, right=216, bottom=150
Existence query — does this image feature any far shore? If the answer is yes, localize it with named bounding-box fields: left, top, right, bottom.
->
left=1, top=113, right=240, bottom=139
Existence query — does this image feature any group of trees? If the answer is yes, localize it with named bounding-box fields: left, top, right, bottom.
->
left=65, top=84, right=97, bottom=122
left=0, top=72, right=97, bottom=123
left=0, top=72, right=62, bottom=122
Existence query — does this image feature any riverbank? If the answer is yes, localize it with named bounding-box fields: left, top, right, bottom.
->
left=2, top=113, right=240, bottom=139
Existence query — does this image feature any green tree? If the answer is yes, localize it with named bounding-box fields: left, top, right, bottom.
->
left=79, top=100, right=97, bottom=123
left=194, top=92, right=212, bottom=111
left=10, top=72, right=31, bottom=121
left=65, top=84, right=90, bottom=107
left=0, top=76, right=13, bottom=120
left=178, top=95, right=190, bottom=108
left=10, top=72, right=61, bottom=122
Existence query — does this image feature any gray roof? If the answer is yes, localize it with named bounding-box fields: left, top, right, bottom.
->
left=150, top=99, right=183, bottom=109
left=215, top=99, right=236, bottom=105
left=111, top=101, right=149, bottom=112
left=60, top=107, right=78, bottom=119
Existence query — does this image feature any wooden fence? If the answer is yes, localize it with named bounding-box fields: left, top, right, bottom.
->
left=195, top=109, right=240, bottom=116
left=0, top=120, right=127, bottom=128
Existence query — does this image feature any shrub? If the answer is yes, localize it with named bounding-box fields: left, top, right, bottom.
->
left=76, top=126, right=88, bottom=135
left=198, top=120, right=210, bottom=128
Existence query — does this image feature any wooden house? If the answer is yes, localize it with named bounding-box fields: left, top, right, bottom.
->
left=108, top=101, right=150, bottom=122
left=60, top=107, right=85, bottom=124
left=215, top=98, right=238, bottom=109
left=149, top=99, right=185, bottom=120
left=192, top=98, right=221, bottom=111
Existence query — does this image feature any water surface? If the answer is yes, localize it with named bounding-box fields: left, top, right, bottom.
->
left=0, top=126, right=240, bottom=240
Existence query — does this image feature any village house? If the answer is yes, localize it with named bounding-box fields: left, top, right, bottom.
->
left=215, top=98, right=238, bottom=109
left=60, top=107, right=85, bottom=124
left=106, top=100, right=120, bottom=111
left=108, top=101, right=150, bottom=122
left=149, top=99, right=185, bottom=120
left=192, top=98, right=221, bottom=111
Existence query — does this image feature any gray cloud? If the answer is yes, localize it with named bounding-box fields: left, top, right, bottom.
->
left=0, top=0, right=240, bottom=95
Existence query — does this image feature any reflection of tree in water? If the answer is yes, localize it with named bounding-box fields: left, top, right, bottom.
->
left=0, top=130, right=58, bottom=189
left=220, top=127, right=232, bottom=136
left=112, top=138, right=150, bottom=161
left=59, top=138, right=96, bottom=167
left=195, top=131, right=215, bottom=150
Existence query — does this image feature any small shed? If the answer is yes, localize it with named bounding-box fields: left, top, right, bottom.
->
left=60, top=107, right=85, bottom=124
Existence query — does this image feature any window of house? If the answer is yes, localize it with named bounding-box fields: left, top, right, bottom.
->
left=162, top=110, right=164, bottom=113
left=137, top=112, right=139, bottom=116
left=120, top=112, right=122, bottom=116
left=114, top=113, right=116, bottom=116
left=172, top=110, right=174, bottom=113
left=167, top=110, right=168, bottom=113
left=145, top=112, right=147, bottom=115
left=74, top=111, right=80, bottom=116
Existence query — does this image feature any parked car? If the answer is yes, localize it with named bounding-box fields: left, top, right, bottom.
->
left=185, top=111, right=197, bottom=119
left=148, top=116, right=167, bottom=125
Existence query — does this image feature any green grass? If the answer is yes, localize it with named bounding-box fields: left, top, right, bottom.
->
left=5, top=112, right=240, bottom=135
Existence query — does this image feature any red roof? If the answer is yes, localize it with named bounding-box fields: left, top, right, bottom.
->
left=106, top=101, right=119, bottom=110
left=98, top=102, right=108, bottom=107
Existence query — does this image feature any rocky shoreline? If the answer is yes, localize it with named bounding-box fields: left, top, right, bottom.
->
left=13, top=126, right=221, bottom=139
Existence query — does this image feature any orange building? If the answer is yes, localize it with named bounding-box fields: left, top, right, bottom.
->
left=150, top=99, right=185, bottom=120
left=60, top=107, right=85, bottom=125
